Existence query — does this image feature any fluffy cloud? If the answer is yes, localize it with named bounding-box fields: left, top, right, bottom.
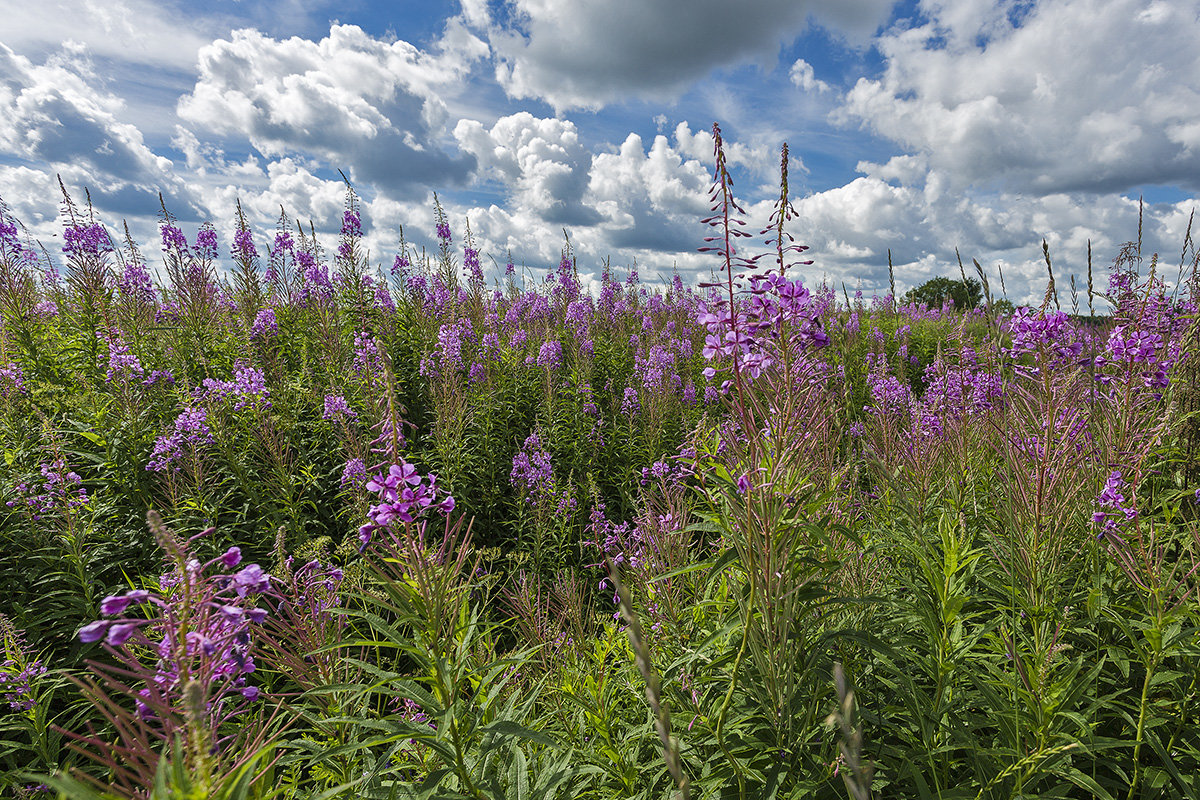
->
left=837, top=0, right=1200, bottom=195
left=454, top=112, right=600, bottom=225
left=481, top=0, right=895, bottom=110
left=177, top=24, right=486, bottom=195
left=421, top=121, right=718, bottom=282
left=0, top=45, right=171, bottom=180
left=587, top=131, right=712, bottom=254
left=0, top=44, right=201, bottom=223
left=789, top=59, right=832, bottom=93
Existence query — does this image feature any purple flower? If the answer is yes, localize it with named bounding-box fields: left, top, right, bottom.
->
left=233, top=229, right=258, bottom=261
left=1094, top=470, right=1137, bottom=539
left=341, top=458, right=367, bottom=490
left=62, top=222, right=112, bottom=259
left=537, top=340, right=563, bottom=370
left=511, top=433, right=555, bottom=504
left=358, top=460, right=456, bottom=551
left=195, top=226, right=219, bottom=260
left=220, top=547, right=242, bottom=568
left=106, top=621, right=143, bottom=647
left=100, top=590, right=150, bottom=616
left=102, top=330, right=144, bottom=384
left=251, top=308, right=279, bottom=340
left=117, top=260, right=156, bottom=305
left=323, top=394, right=357, bottom=421
left=231, top=564, right=271, bottom=597
left=78, top=620, right=109, bottom=643
left=0, top=363, right=25, bottom=398
left=160, top=224, right=189, bottom=255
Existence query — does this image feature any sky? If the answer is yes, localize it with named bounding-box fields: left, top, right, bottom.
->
left=1, top=0, right=1199, bottom=304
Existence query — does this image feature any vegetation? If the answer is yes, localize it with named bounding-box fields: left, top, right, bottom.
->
left=1, top=125, right=1199, bottom=799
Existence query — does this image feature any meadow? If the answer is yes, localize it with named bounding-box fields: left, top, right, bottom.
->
left=1, top=128, right=1199, bottom=799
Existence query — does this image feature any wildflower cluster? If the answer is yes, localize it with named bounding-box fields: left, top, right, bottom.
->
left=147, top=407, right=213, bottom=472
left=1093, top=470, right=1138, bottom=541
left=6, top=459, right=88, bottom=520
left=79, top=542, right=271, bottom=714
left=358, top=460, right=456, bottom=551
left=0, top=617, right=45, bottom=712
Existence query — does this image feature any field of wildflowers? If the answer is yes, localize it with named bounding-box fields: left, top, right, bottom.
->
left=1, top=126, right=1199, bottom=799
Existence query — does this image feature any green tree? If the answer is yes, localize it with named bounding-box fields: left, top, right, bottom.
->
left=901, top=276, right=983, bottom=310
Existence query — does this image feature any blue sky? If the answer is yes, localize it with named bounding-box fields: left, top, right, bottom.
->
left=1, top=0, right=1198, bottom=303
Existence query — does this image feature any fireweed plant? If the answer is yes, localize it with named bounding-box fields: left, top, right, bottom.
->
left=0, top=130, right=1197, bottom=797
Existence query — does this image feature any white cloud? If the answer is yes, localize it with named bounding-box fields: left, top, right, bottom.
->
left=484, top=0, right=895, bottom=111
left=454, top=112, right=600, bottom=225
left=587, top=131, right=711, bottom=254
left=177, top=23, right=486, bottom=195
left=1, top=0, right=214, bottom=71
left=789, top=59, right=832, bottom=93
left=0, top=43, right=201, bottom=222
left=836, top=0, right=1200, bottom=194
left=0, top=45, right=172, bottom=179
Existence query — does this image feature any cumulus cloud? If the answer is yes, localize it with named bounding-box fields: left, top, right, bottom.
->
left=0, top=45, right=171, bottom=179
left=0, top=43, right=201, bottom=223
left=420, top=122, right=719, bottom=282
left=177, top=24, right=486, bottom=195
left=789, top=59, right=832, bottom=93
left=587, top=131, right=712, bottom=253
left=836, top=0, right=1200, bottom=195
left=454, top=112, right=600, bottom=225
left=482, top=0, right=895, bottom=110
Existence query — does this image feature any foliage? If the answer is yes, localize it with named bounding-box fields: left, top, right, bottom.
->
left=1, top=133, right=1199, bottom=800
left=901, top=276, right=983, bottom=311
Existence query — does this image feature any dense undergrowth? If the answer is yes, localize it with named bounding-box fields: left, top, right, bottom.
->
left=1, top=127, right=1199, bottom=799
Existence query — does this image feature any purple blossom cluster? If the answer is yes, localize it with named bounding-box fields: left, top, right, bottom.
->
left=1006, top=307, right=1084, bottom=364
left=421, top=318, right=475, bottom=378
left=147, top=407, right=213, bottom=472
left=201, top=364, right=271, bottom=412
left=536, top=339, right=562, bottom=370
left=352, top=331, right=384, bottom=377
left=586, top=500, right=644, bottom=571
left=251, top=307, right=279, bottom=340
left=358, top=460, right=456, bottom=551
left=194, top=226, right=218, bottom=260
left=322, top=393, right=357, bottom=421
left=0, top=362, right=26, bottom=398
left=341, top=458, right=367, bottom=490
left=464, top=246, right=484, bottom=292
left=1093, top=470, right=1138, bottom=540
left=117, top=260, right=156, bottom=305
left=232, top=228, right=258, bottom=261
left=0, top=617, right=46, bottom=712
left=698, top=274, right=829, bottom=381
left=62, top=222, right=112, bottom=259
left=298, top=250, right=332, bottom=303
left=7, top=459, right=88, bottom=520
left=511, top=432, right=555, bottom=505
left=337, top=210, right=362, bottom=266
left=102, top=329, right=144, bottom=384
left=80, top=544, right=270, bottom=715
left=160, top=223, right=189, bottom=256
